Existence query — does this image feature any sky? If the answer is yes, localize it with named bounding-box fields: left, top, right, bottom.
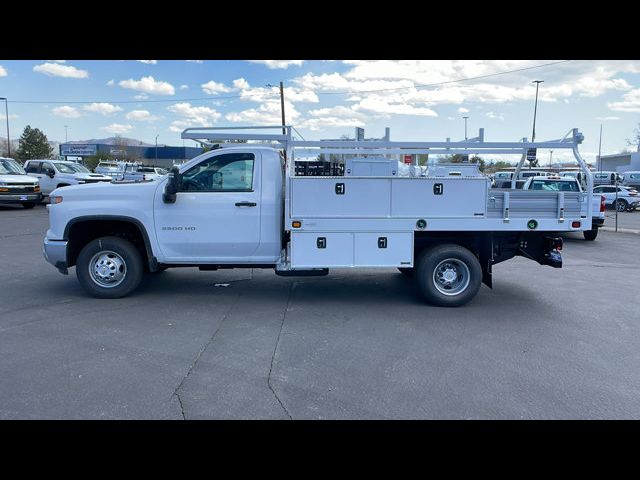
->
left=1, top=59, right=639, bottom=164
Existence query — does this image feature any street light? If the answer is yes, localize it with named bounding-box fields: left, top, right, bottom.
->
left=462, top=116, right=469, bottom=140
left=64, top=125, right=68, bottom=143
left=531, top=80, right=544, bottom=142
left=549, top=150, right=553, bottom=170
left=0, top=97, right=10, bottom=158
left=155, top=134, right=159, bottom=165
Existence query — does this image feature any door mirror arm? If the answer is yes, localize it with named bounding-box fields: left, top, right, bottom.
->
left=163, top=166, right=181, bottom=204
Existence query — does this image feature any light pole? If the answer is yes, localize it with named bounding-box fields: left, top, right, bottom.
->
left=155, top=134, right=159, bottom=165
left=597, top=123, right=603, bottom=173
left=64, top=125, right=68, bottom=143
left=462, top=116, right=469, bottom=140
left=0, top=97, right=10, bottom=158
left=531, top=80, right=544, bottom=142
left=549, top=150, right=553, bottom=170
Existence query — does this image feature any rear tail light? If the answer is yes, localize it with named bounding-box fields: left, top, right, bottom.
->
left=600, top=195, right=605, bottom=212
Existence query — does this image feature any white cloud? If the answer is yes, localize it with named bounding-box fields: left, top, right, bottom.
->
left=179, top=84, right=189, bottom=90
left=486, top=111, right=505, bottom=120
left=186, top=60, right=204, bottom=64
left=299, top=117, right=365, bottom=131
left=137, top=60, right=157, bottom=64
left=167, top=102, right=221, bottom=126
left=0, top=65, right=7, bottom=77
left=106, top=79, right=115, bottom=86
left=134, top=94, right=149, bottom=100
left=307, top=105, right=366, bottom=119
left=0, top=113, right=18, bottom=120
left=595, top=116, right=620, bottom=121
left=126, top=110, right=159, bottom=121
left=201, top=80, right=232, bottom=94
left=83, top=102, right=123, bottom=115
left=49, top=60, right=66, bottom=63
left=118, top=75, right=175, bottom=95
left=226, top=100, right=300, bottom=125
left=457, top=107, right=469, bottom=114
left=101, top=123, right=133, bottom=134
left=33, top=62, right=88, bottom=79
left=608, top=89, right=640, bottom=112
left=353, top=97, right=438, bottom=117
left=52, top=106, right=83, bottom=118
left=233, top=78, right=250, bottom=90
left=249, top=60, right=304, bottom=69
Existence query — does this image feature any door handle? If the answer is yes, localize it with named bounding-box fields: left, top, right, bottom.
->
left=235, top=202, right=257, bottom=207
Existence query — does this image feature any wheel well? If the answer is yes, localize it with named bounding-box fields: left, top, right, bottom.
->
left=66, top=219, right=151, bottom=269
left=56, top=183, right=70, bottom=188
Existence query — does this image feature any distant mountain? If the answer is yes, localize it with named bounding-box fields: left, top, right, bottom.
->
left=67, top=137, right=155, bottom=147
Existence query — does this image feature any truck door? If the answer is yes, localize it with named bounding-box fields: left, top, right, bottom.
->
left=153, top=151, right=262, bottom=262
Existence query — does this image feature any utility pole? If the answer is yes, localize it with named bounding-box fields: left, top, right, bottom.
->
left=531, top=80, right=544, bottom=143
left=64, top=125, right=68, bottom=143
left=549, top=150, right=553, bottom=170
left=155, top=134, right=159, bottom=165
left=0, top=97, right=10, bottom=157
left=597, top=123, right=603, bottom=173
left=463, top=116, right=469, bottom=140
left=279, top=81, right=286, bottom=135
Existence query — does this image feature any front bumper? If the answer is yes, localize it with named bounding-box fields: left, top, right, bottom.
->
left=43, top=238, right=69, bottom=274
left=0, top=192, right=43, bottom=203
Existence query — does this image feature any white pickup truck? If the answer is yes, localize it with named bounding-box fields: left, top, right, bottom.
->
left=43, top=126, right=595, bottom=307
left=521, top=176, right=605, bottom=240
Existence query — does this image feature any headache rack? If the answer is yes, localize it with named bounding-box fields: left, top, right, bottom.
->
left=181, top=125, right=594, bottom=231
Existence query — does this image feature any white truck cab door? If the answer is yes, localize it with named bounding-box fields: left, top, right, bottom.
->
left=154, top=150, right=262, bottom=263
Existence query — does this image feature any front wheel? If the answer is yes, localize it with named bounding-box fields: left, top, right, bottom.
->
left=583, top=228, right=598, bottom=241
left=76, top=236, right=144, bottom=298
left=415, top=244, right=482, bottom=307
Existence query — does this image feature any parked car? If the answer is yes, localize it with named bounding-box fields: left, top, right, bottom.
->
left=24, top=159, right=112, bottom=197
left=522, top=176, right=605, bottom=240
left=593, top=185, right=640, bottom=212
left=0, top=157, right=43, bottom=208
left=593, top=171, right=623, bottom=186
left=94, top=161, right=122, bottom=176
left=136, top=166, right=168, bottom=181
left=622, top=171, right=640, bottom=190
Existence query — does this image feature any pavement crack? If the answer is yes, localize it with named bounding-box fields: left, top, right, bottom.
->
left=268, top=281, right=295, bottom=420
left=171, top=300, right=236, bottom=420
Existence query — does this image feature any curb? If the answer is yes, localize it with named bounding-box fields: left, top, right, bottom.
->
left=601, top=227, right=640, bottom=234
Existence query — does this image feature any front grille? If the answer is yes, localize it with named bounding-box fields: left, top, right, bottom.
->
left=2, top=185, right=37, bottom=193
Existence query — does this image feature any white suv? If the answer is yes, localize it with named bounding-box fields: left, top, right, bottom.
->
left=593, top=185, right=640, bottom=212
left=24, top=160, right=112, bottom=196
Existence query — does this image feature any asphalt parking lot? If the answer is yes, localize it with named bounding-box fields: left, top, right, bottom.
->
left=1, top=204, right=639, bottom=419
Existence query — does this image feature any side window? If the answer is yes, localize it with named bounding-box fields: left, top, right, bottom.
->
left=25, top=161, right=41, bottom=174
left=181, top=153, right=255, bottom=192
left=603, top=187, right=615, bottom=193
left=42, top=162, right=55, bottom=175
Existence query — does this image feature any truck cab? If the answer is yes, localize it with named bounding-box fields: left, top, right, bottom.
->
left=24, top=159, right=112, bottom=196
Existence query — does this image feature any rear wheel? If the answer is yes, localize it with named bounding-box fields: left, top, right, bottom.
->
left=76, top=236, right=144, bottom=298
left=616, top=199, right=628, bottom=212
left=583, top=228, right=598, bottom=241
left=415, top=244, right=482, bottom=307
left=21, top=202, right=36, bottom=209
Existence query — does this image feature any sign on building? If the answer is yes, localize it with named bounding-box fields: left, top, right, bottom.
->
left=60, top=144, right=97, bottom=156
left=403, top=154, right=413, bottom=165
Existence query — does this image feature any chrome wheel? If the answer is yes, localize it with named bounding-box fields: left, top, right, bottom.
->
left=432, top=258, right=470, bottom=296
left=89, top=250, right=127, bottom=288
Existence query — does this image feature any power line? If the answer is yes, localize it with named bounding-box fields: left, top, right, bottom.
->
left=5, top=60, right=573, bottom=106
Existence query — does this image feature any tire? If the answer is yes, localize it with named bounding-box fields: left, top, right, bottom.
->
left=583, top=228, right=598, bottom=241
left=415, top=244, right=482, bottom=307
left=21, top=202, right=36, bottom=209
left=616, top=199, right=628, bottom=212
left=398, top=267, right=415, bottom=276
left=76, top=236, right=144, bottom=299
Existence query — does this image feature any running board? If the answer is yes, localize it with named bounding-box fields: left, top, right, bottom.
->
left=275, top=268, right=329, bottom=277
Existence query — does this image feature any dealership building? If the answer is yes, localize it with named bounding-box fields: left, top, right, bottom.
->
left=59, top=143, right=204, bottom=168
left=599, top=152, right=640, bottom=173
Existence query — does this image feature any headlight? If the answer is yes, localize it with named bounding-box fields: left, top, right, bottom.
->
left=49, top=195, right=63, bottom=204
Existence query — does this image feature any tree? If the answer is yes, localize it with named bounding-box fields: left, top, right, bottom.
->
left=439, top=154, right=485, bottom=171
left=15, top=125, right=54, bottom=160
left=626, top=123, right=640, bottom=152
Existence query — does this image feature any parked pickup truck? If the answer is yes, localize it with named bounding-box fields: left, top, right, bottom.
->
left=24, top=159, right=112, bottom=197
left=109, top=162, right=148, bottom=183
left=521, top=176, right=605, bottom=240
left=0, top=157, right=42, bottom=208
left=42, top=125, right=595, bottom=307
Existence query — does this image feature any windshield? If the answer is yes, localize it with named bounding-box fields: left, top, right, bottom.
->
left=55, top=163, right=80, bottom=174
left=530, top=180, right=580, bottom=192
left=0, top=158, right=26, bottom=175
left=68, top=163, right=90, bottom=173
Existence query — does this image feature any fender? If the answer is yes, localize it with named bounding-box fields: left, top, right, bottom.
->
left=63, top=215, right=159, bottom=271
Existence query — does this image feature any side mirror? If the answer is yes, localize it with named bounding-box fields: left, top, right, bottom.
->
left=47, top=170, right=55, bottom=179
left=163, top=166, right=180, bottom=204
